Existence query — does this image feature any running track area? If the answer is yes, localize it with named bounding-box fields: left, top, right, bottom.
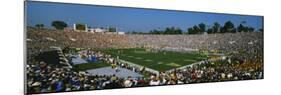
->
left=86, top=66, right=143, bottom=78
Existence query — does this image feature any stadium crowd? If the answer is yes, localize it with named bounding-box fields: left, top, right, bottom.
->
left=26, top=28, right=263, bottom=94
left=27, top=53, right=263, bottom=94
left=27, top=27, right=262, bottom=53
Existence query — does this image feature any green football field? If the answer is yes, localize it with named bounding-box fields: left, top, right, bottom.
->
left=97, top=48, right=208, bottom=71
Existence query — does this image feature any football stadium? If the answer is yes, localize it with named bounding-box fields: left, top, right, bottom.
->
left=26, top=27, right=263, bottom=94
left=25, top=1, right=264, bottom=94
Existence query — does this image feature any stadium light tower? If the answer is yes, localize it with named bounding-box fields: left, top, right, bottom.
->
left=73, top=23, right=76, bottom=31
left=85, top=24, right=88, bottom=32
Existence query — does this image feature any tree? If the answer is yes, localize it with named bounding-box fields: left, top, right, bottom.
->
left=164, top=27, right=171, bottom=34
left=149, top=29, right=162, bottom=34
left=237, top=24, right=245, bottom=32
left=108, top=27, right=117, bottom=32
left=222, top=21, right=235, bottom=33
left=207, top=28, right=213, bottom=34
left=248, top=27, right=255, bottom=32
left=35, top=24, right=44, bottom=29
left=198, top=23, right=206, bottom=33
left=51, top=20, right=68, bottom=30
left=174, top=27, right=183, bottom=34
left=213, top=22, right=220, bottom=33
left=164, top=27, right=173, bottom=34
left=76, top=23, right=86, bottom=30
left=131, top=31, right=137, bottom=34
left=149, top=27, right=182, bottom=34
left=193, top=25, right=201, bottom=34
left=259, top=28, right=263, bottom=32
left=187, top=27, right=195, bottom=34
left=187, top=25, right=200, bottom=34
left=241, top=26, right=255, bottom=32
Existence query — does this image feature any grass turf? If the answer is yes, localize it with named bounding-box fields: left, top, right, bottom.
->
left=97, top=48, right=208, bottom=71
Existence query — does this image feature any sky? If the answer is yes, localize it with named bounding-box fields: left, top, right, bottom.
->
left=26, top=1, right=263, bottom=32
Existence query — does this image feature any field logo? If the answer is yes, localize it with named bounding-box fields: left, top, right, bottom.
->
left=166, top=62, right=181, bottom=67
